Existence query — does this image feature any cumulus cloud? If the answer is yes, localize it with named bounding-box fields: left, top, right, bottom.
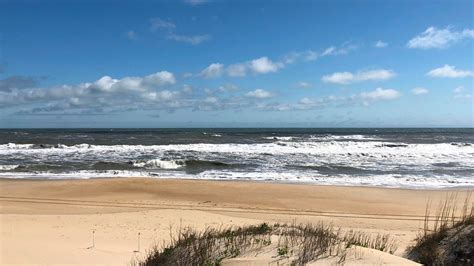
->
left=412, top=87, right=429, bottom=95
left=0, top=71, right=177, bottom=114
left=1, top=73, right=279, bottom=115
left=200, top=57, right=283, bottom=79
left=374, top=40, right=388, bottom=48
left=322, top=69, right=396, bottom=84
left=407, top=27, right=474, bottom=49
left=359, top=87, right=400, bottom=101
left=245, top=89, right=273, bottom=99
left=2, top=74, right=403, bottom=115
left=200, top=43, right=356, bottom=79
left=200, top=63, right=224, bottom=78
left=249, top=57, right=283, bottom=74
left=427, top=65, right=474, bottom=78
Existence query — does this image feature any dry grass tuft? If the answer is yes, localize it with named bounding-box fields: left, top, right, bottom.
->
left=408, top=192, right=473, bottom=265
left=135, top=222, right=397, bottom=265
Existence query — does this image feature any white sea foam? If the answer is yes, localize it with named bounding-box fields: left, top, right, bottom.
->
left=0, top=170, right=471, bottom=188
left=263, top=136, right=296, bottom=141
left=0, top=170, right=150, bottom=179
left=1, top=142, right=473, bottom=169
left=0, top=164, right=19, bottom=170
left=1, top=140, right=473, bottom=188
left=309, top=134, right=382, bottom=141
left=2, top=141, right=472, bottom=156
left=133, top=159, right=183, bottom=169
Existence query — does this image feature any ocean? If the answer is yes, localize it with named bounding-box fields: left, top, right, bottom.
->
left=0, top=128, right=473, bottom=188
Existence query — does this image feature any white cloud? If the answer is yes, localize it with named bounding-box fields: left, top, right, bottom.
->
left=263, top=97, right=325, bottom=111
left=217, top=83, right=239, bottom=93
left=1, top=73, right=403, bottom=116
left=245, top=89, right=273, bottom=99
left=374, top=40, right=388, bottom=48
left=167, top=33, right=210, bottom=45
left=283, top=50, right=318, bottom=64
left=359, top=88, right=401, bottom=102
left=182, top=72, right=194, bottom=78
left=305, top=50, right=319, bottom=61
left=281, top=44, right=354, bottom=66
left=427, top=65, right=474, bottom=78
left=320, top=44, right=357, bottom=56
left=322, top=69, right=396, bottom=84
left=145, top=90, right=179, bottom=101
left=200, top=63, right=224, bottom=78
left=322, top=72, right=354, bottom=84
left=227, top=63, right=247, bottom=77
left=90, top=71, right=176, bottom=92
left=200, top=43, right=355, bottom=79
left=149, top=18, right=176, bottom=31
left=201, top=57, right=282, bottom=79
left=356, top=70, right=395, bottom=82
left=299, top=97, right=314, bottom=105
left=261, top=87, right=400, bottom=111
left=297, top=81, right=312, bottom=88
left=321, top=46, right=337, bottom=56
left=204, top=96, right=219, bottom=103
left=249, top=57, right=282, bottom=74
left=150, top=17, right=210, bottom=45
left=407, top=27, right=474, bottom=49
left=0, top=71, right=177, bottom=113
left=182, top=84, right=193, bottom=93
left=454, top=86, right=464, bottom=93
left=412, top=87, right=429, bottom=95
left=453, top=86, right=472, bottom=100
left=142, top=71, right=176, bottom=87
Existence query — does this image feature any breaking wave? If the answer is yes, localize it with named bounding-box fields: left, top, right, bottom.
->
left=1, top=133, right=473, bottom=188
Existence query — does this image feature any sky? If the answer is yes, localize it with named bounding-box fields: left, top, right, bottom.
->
left=0, top=0, right=473, bottom=128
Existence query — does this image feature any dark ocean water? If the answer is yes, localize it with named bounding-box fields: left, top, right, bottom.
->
left=1, top=128, right=473, bottom=188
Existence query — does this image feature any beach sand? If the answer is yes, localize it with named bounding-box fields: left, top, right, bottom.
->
left=0, top=177, right=471, bottom=265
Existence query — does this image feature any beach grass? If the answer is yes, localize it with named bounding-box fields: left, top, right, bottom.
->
left=408, top=192, right=473, bottom=265
left=135, top=222, right=397, bottom=265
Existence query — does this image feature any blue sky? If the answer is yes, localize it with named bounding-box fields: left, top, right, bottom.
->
left=0, top=0, right=473, bottom=128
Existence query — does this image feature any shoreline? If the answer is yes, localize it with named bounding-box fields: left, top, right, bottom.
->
left=1, top=175, right=472, bottom=190
left=1, top=177, right=472, bottom=264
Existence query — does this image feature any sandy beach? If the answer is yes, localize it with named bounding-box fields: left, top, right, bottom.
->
left=0, top=177, right=471, bottom=265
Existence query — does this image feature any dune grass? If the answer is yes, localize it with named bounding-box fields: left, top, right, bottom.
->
left=135, top=222, right=397, bottom=265
left=408, top=192, right=473, bottom=265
